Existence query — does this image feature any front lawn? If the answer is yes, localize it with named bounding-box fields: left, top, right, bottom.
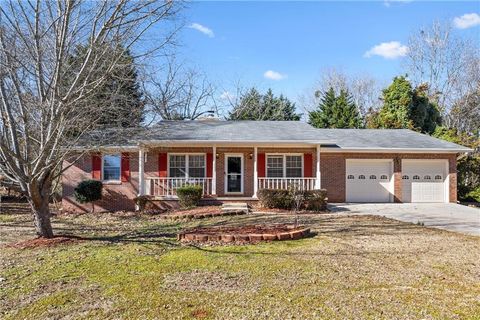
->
left=1, top=206, right=479, bottom=319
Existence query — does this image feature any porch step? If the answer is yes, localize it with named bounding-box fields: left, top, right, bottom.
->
left=221, top=202, right=251, bottom=214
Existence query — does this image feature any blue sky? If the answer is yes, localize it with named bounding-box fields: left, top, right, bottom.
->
left=173, top=1, right=479, bottom=105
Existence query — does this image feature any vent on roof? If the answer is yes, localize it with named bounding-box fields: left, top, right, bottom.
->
left=196, top=110, right=220, bottom=122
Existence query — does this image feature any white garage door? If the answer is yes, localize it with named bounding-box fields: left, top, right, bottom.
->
left=402, top=160, right=448, bottom=203
left=346, top=159, right=393, bottom=203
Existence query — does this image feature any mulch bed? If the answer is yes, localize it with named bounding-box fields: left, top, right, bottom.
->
left=5, top=235, right=79, bottom=249
left=161, top=206, right=246, bottom=220
left=178, top=224, right=310, bottom=244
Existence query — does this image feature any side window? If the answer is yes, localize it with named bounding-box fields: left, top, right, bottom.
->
left=369, top=175, right=377, bottom=180
left=402, top=175, right=409, bottom=180
left=413, top=175, right=420, bottom=180
left=347, top=175, right=354, bottom=179
left=103, top=154, right=121, bottom=181
left=358, top=175, right=365, bottom=180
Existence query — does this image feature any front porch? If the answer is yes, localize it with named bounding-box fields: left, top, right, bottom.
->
left=138, top=145, right=322, bottom=200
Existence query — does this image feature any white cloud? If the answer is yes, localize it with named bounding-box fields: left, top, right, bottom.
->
left=189, top=23, right=214, bottom=37
left=364, top=41, right=409, bottom=59
left=220, top=91, right=234, bottom=101
left=453, top=13, right=480, bottom=29
left=263, top=70, right=287, bottom=81
left=383, top=0, right=412, bottom=7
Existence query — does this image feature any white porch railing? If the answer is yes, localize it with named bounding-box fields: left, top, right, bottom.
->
left=258, top=178, right=317, bottom=191
left=146, top=178, right=213, bottom=197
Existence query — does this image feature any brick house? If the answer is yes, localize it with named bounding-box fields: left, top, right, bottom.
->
left=62, top=120, right=471, bottom=212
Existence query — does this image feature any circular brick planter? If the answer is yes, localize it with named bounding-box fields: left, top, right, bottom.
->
left=178, top=225, right=311, bottom=244
left=163, top=210, right=246, bottom=220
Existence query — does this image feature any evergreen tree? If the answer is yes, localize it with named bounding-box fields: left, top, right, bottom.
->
left=308, top=87, right=363, bottom=128
left=229, top=88, right=301, bottom=120
left=67, top=44, right=144, bottom=128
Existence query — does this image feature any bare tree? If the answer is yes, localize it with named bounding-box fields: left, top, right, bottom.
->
left=404, top=20, right=479, bottom=116
left=0, top=0, right=182, bottom=238
left=144, top=59, right=217, bottom=121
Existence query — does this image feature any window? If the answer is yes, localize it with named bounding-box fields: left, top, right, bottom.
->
left=358, top=175, right=365, bottom=180
left=369, top=175, right=377, bottom=180
left=266, top=155, right=303, bottom=178
left=380, top=175, right=388, bottom=180
left=435, top=175, right=442, bottom=180
left=424, top=175, right=431, bottom=180
left=402, top=175, right=409, bottom=180
left=103, top=155, right=121, bottom=181
left=413, top=175, right=420, bottom=180
left=347, top=175, right=355, bottom=179
left=169, top=154, right=205, bottom=178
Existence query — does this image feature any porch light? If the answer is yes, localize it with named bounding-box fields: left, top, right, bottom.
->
left=216, top=153, right=219, bottom=159
left=248, top=153, right=253, bottom=159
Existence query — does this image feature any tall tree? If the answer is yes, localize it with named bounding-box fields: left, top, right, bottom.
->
left=308, top=87, right=363, bottom=128
left=0, top=0, right=181, bottom=238
left=229, top=88, right=301, bottom=120
left=368, top=76, right=441, bottom=133
left=68, top=45, right=144, bottom=127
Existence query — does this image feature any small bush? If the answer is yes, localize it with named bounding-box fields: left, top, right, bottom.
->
left=177, top=184, right=203, bottom=208
left=257, top=188, right=328, bottom=211
left=464, top=187, right=480, bottom=202
left=74, top=180, right=102, bottom=212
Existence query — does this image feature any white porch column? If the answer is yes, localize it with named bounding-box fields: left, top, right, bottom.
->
left=315, top=144, right=321, bottom=189
left=212, top=145, right=217, bottom=195
left=253, top=146, right=258, bottom=198
left=138, top=149, right=146, bottom=196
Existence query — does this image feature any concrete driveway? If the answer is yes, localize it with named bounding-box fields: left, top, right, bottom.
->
left=328, top=203, right=480, bottom=236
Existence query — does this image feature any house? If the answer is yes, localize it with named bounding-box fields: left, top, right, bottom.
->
left=62, top=120, right=471, bottom=212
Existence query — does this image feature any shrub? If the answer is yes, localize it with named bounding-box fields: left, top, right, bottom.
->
left=74, top=180, right=102, bottom=212
left=257, top=188, right=328, bottom=211
left=177, top=184, right=203, bottom=208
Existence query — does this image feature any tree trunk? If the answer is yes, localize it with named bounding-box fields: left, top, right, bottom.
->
left=29, top=180, right=54, bottom=238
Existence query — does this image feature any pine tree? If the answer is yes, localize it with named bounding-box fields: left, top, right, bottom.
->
left=229, top=88, right=301, bottom=120
left=308, top=87, right=363, bottom=128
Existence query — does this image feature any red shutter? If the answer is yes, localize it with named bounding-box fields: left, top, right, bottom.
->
left=304, top=153, right=313, bottom=177
left=257, top=153, right=266, bottom=177
left=121, top=153, right=130, bottom=182
left=206, top=153, right=213, bottom=177
left=158, top=153, right=168, bottom=177
left=92, top=153, right=102, bottom=180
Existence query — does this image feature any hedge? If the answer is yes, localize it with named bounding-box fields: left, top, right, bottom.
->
left=257, top=188, right=328, bottom=211
left=177, top=184, right=203, bottom=208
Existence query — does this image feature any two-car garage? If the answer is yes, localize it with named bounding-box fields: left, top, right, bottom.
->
left=345, top=159, right=449, bottom=203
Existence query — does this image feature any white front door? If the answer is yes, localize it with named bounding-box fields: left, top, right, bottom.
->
left=346, top=159, right=394, bottom=203
left=402, top=160, right=448, bottom=203
left=225, top=155, right=243, bottom=194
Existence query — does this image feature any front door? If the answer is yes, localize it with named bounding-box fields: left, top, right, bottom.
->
left=225, top=155, right=243, bottom=194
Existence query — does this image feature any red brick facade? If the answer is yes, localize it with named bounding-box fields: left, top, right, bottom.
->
left=62, top=147, right=458, bottom=212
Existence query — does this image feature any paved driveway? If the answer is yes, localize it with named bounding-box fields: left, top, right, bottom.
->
left=329, top=203, right=480, bottom=236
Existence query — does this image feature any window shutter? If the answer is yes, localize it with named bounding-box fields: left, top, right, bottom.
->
left=257, top=153, right=266, bottom=177
left=92, top=153, right=102, bottom=180
left=206, top=153, right=213, bottom=178
left=304, top=153, right=313, bottom=177
left=158, top=153, right=168, bottom=177
left=121, top=153, right=130, bottom=182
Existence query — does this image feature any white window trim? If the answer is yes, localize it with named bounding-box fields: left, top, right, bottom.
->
left=225, top=153, right=244, bottom=194
left=167, top=153, right=207, bottom=179
left=265, top=153, right=304, bottom=178
left=101, top=154, right=122, bottom=184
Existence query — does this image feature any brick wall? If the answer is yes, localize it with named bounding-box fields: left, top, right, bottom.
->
left=321, top=152, right=457, bottom=203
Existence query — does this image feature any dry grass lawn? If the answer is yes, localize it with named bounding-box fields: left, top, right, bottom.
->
left=0, top=202, right=479, bottom=319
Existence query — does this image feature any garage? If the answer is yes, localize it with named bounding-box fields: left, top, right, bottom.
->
left=402, top=160, right=448, bottom=203
left=346, top=159, right=393, bottom=202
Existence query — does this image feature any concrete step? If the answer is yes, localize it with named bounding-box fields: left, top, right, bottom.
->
left=221, top=202, right=250, bottom=213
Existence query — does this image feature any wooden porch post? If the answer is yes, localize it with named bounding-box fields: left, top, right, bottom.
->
left=315, top=144, right=321, bottom=189
left=212, top=145, right=217, bottom=195
left=253, top=146, right=258, bottom=198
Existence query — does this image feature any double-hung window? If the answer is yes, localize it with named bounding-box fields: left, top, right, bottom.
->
left=169, top=154, right=205, bottom=178
left=103, top=154, right=121, bottom=181
left=266, top=154, right=303, bottom=178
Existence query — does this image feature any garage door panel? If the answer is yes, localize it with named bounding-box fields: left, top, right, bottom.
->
left=402, top=160, right=447, bottom=203
left=346, top=160, right=393, bottom=203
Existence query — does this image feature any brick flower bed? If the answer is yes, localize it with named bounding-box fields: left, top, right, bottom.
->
left=178, top=225, right=311, bottom=244
left=161, top=206, right=246, bottom=220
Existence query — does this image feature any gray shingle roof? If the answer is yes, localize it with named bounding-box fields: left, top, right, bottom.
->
left=80, top=120, right=471, bottom=152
